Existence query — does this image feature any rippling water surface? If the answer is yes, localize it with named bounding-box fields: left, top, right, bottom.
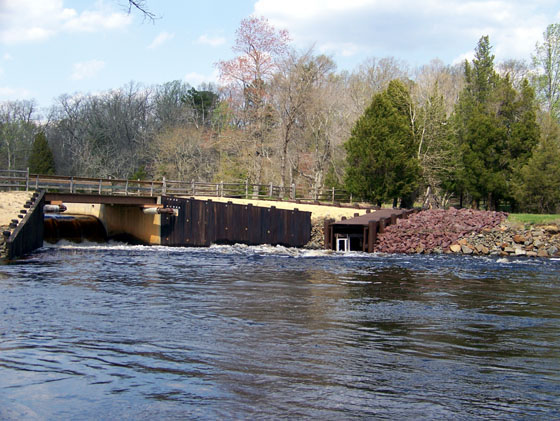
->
left=1, top=243, right=559, bottom=420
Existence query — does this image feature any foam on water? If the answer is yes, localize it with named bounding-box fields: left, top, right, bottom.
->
left=42, top=240, right=376, bottom=259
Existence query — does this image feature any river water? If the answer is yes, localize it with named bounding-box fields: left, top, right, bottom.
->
left=1, top=243, right=559, bottom=420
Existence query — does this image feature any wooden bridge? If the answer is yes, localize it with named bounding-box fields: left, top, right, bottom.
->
left=0, top=169, right=356, bottom=204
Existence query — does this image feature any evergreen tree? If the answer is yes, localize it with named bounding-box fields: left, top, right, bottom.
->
left=506, top=79, right=540, bottom=172
left=453, top=36, right=539, bottom=210
left=344, top=80, right=420, bottom=206
left=182, top=87, right=219, bottom=128
left=28, top=132, right=56, bottom=175
left=515, top=125, right=560, bottom=213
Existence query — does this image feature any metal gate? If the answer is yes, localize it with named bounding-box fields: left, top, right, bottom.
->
left=160, top=197, right=311, bottom=247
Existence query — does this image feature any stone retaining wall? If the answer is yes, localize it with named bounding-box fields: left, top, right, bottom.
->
left=307, top=210, right=560, bottom=258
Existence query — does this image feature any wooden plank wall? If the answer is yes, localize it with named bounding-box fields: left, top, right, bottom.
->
left=160, top=197, right=311, bottom=248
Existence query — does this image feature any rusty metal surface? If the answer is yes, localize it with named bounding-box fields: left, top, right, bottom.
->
left=45, top=193, right=158, bottom=206
left=160, top=197, right=311, bottom=248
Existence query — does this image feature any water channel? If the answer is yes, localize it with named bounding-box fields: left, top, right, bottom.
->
left=1, top=243, right=559, bottom=419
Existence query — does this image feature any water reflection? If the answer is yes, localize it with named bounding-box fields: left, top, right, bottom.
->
left=0, top=244, right=559, bottom=419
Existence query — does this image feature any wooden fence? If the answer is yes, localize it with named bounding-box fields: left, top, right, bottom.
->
left=0, top=169, right=356, bottom=204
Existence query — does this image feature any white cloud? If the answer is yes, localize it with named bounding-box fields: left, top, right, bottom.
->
left=148, top=31, right=175, bottom=49
left=452, top=51, right=475, bottom=65
left=318, top=42, right=363, bottom=57
left=253, top=0, right=555, bottom=64
left=3, top=53, right=14, bottom=61
left=0, top=0, right=132, bottom=45
left=71, top=59, right=105, bottom=80
left=184, top=70, right=218, bottom=87
left=195, top=34, right=226, bottom=47
left=0, top=86, right=32, bottom=99
left=61, top=8, right=131, bottom=32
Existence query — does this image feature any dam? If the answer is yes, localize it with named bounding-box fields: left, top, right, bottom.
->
left=2, top=171, right=407, bottom=259
left=3, top=189, right=413, bottom=259
left=41, top=193, right=312, bottom=248
left=1, top=170, right=380, bottom=258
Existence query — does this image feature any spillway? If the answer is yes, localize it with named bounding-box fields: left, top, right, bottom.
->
left=44, top=214, right=107, bottom=244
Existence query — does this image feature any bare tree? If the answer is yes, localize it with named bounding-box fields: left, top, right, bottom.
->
left=411, top=60, right=463, bottom=207
left=151, top=80, right=193, bottom=130
left=271, top=50, right=335, bottom=189
left=413, top=59, right=464, bottom=117
left=217, top=16, right=290, bottom=184
left=347, top=57, right=409, bottom=116
left=47, top=83, right=152, bottom=178
left=532, top=23, right=560, bottom=120
left=497, top=59, right=531, bottom=90
left=124, top=1, right=156, bottom=21
left=152, top=126, right=218, bottom=181
left=0, top=100, right=38, bottom=170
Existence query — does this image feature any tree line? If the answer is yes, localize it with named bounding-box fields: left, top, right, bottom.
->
left=1, top=17, right=560, bottom=213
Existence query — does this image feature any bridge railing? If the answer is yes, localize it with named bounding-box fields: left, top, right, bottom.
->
left=0, top=169, right=30, bottom=190
left=0, top=169, right=358, bottom=204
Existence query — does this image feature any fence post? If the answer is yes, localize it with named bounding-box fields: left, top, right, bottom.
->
left=191, top=179, right=196, bottom=196
left=25, top=168, right=29, bottom=191
left=215, top=183, right=219, bottom=197
left=220, top=181, right=224, bottom=197
left=98, top=179, right=102, bottom=194
left=245, top=179, right=249, bottom=199
left=291, top=183, right=295, bottom=200
left=70, top=177, right=74, bottom=193
left=162, top=177, right=167, bottom=195
left=269, top=182, right=273, bottom=198
left=125, top=179, right=129, bottom=196
left=368, top=221, right=378, bottom=253
left=150, top=180, right=154, bottom=196
left=35, top=174, right=39, bottom=190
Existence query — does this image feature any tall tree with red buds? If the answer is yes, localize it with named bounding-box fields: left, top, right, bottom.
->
left=217, top=16, right=290, bottom=184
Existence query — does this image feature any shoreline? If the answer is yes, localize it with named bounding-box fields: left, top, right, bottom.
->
left=1, top=190, right=558, bottom=259
left=308, top=210, right=560, bottom=258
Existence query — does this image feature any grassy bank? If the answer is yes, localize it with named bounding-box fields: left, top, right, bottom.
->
left=508, top=213, right=560, bottom=225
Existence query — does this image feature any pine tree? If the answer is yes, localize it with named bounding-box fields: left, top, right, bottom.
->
left=344, top=80, right=420, bottom=206
left=515, top=130, right=560, bottom=213
left=28, top=132, right=56, bottom=175
left=453, top=36, right=539, bottom=210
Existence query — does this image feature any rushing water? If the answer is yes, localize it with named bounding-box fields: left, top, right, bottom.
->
left=0, top=243, right=559, bottom=420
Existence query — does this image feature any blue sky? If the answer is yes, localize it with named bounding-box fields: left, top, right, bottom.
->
left=1, top=0, right=559, bottom=111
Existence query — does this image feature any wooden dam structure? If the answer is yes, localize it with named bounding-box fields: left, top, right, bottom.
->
left=324, top=208, right=417, bottom=253
left=160, top=196, right=310, bottom=247
left=4, top=192, right=312, bottom=259
left=1, top=170, right=414, bottom=259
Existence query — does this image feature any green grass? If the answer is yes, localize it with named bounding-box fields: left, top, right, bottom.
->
left=508, top=213, right=560, bottom=225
